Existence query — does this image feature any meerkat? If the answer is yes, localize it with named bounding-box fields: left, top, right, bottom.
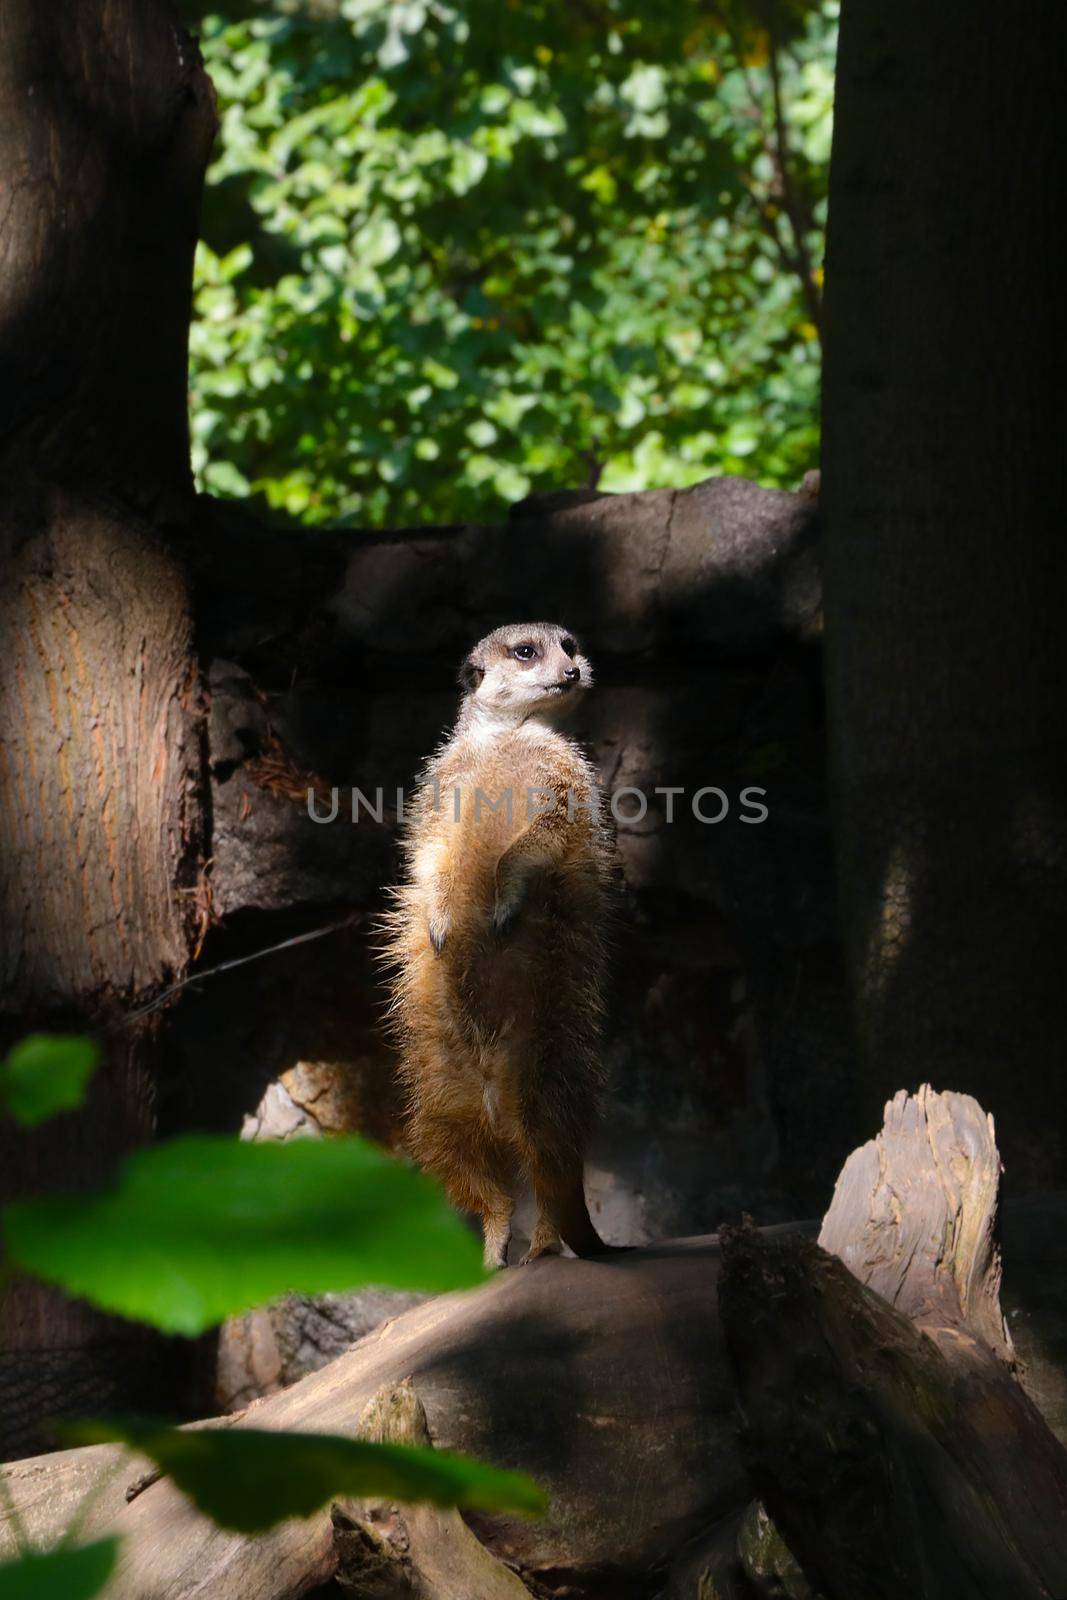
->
left=380, top=621, right=614, bottom=1269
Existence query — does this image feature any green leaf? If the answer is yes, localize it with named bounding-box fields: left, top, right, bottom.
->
left=0, top=1035, right=99, bottom=1127
left=1, top=1134, right=486, bottom=1335
left=65, top=1420, right=546, bottom=1533
left=0, top=1538, right=119, bottom=1600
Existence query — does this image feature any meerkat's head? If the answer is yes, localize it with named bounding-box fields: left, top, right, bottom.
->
left=457, top=622, right=592, bottom=733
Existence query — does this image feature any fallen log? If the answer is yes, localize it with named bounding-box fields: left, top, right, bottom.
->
left=1, top=1232, right=771, bottom=1599
left=3, top=1096, right=1065, bottom=1598
left=719, top=1088, right=1067, bottom=1600
left=817, top=1084, right=1010, bottom=1356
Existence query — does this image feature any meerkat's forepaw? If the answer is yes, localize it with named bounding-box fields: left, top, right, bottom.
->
left=490, top=889, right=523, bottom=937
left=427, top=910, right=451, bottom=956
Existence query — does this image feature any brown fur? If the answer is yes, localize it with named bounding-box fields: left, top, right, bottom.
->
left=379, top=623, right=614, bottom=1267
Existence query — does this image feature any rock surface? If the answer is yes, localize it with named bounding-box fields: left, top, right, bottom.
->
left=175, top=475, right=848, bottom=1241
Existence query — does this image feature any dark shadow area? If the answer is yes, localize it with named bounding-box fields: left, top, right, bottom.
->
left=176, top=476, right=861, bottom=1257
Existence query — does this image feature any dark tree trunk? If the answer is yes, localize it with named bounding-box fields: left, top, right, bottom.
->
left=0, top=0, right=216, bottom=1455
left=820, top=3, right=1067, bottom=1177
left=0, top=0, right=214, bottom=494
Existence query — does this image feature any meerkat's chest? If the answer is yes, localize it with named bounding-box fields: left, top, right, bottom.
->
left=410, top=729, right=600, bottom=920
left=435, top=731, right=590, bottom=818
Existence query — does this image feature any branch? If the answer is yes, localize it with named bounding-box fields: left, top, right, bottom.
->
left=726, top=10, right=822, bottom=334
left=764, top=7, right=822, bottom=333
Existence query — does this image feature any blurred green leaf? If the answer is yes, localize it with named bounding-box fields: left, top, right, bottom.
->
left=1, top=1134, right=486, bottom=1334
left=0, top=1035, right=99, bottom=1128
left=0, top=1538, right=118, bottom=1600
left=65, top=1419, right=546, bottom=1533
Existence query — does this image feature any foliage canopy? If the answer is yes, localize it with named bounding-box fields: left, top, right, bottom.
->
left=189, top=0, right=835, bottom=524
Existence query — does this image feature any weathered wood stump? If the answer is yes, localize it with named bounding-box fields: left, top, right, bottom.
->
left=330, top=1379, right=533, bottom=1598
left=719, top=1087, right=1067, bottom=1600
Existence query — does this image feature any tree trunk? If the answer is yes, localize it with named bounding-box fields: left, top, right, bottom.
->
left=820, top=2, right=1067, bottom=1178
left=0, top=0, right=216, bottom=1455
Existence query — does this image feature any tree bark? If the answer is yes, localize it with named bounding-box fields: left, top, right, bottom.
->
left=0, top=0, right=214, bottom=494
left=0, top=0, right=216, bottom=1455
left=719, top=1088, right=1067, bottom=1600
left=820, top=2, right=1067, bottom=1178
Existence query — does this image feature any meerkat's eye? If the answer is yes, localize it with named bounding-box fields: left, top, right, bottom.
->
left=560, top=637, right=577, bottom=657
left=511, top=643, right=537, bottom=661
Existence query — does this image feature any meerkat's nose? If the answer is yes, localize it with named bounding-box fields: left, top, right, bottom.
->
left=563, top=665, right=580, bottom=682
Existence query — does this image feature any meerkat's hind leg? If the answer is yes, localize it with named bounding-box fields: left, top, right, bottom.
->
left=531, top=1158, right=607, bottom=1259
left=409, top=1113, right=514, bottom=1269
left=481, top=1193, right=515, bottom=1270
left=521, top=1210, right=562, bottom=1264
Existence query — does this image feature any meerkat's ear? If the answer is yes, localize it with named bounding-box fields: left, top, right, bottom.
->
left=459, top=657, right=484, bottom=691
